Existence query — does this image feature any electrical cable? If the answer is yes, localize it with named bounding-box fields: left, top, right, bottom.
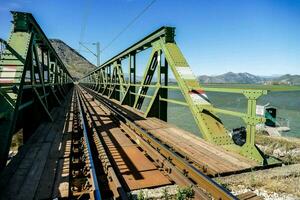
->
left=79, top=0, right=91, bottom=50
left=101, top=0, right=157, bottom=52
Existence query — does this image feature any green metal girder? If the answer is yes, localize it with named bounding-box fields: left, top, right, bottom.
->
left=133, top=49, right=158, bottom=109
left=0, top=11, right=73, bottom=170
left=79, top=26, right=280, bottom=165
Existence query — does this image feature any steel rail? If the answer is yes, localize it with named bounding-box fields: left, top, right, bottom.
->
left=78, top=86, right=210, bottom=199
left=77, top=86, right=129, bottom=200
left=75, top=88, right=101, bottom=200
left=80, top=84, right=238, bottom=200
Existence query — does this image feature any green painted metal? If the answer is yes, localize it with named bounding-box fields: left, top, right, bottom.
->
left=0, top=11, right=73, bottom=170
left=79, top=27, right=281, bottom=165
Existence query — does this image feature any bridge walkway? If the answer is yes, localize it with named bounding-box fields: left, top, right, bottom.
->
left=0, top=89, right=73, bottom=200
left=0, top=86, right=263, bottom=200
left=83, top=86, right=259, bottom=177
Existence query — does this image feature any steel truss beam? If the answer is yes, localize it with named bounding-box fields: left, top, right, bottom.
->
left=0, top=11, right=73, bottom=170
left=79, top=27, right=278, bottom=165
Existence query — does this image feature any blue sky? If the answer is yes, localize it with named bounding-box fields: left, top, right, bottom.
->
left=0, top=0, right=299, bottom=76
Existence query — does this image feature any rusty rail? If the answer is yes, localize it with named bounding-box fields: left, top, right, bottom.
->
left=71, top=89, right=101, bottom=199
left=76, top=87, right=129, bottom=199
left=79, top=84, right=238, bottom=200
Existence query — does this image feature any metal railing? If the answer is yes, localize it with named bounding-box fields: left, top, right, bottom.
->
left=78, top=26, right=275, bottom=164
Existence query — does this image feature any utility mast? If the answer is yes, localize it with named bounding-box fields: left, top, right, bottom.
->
left=79, top=42, right=101, bottom=67
left=95, top=42, right=100, bottom=67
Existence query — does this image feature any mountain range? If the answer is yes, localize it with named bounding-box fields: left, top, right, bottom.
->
left=50, top=39, right=300, bottom=85
left=198, top=72, right=300, bottom=85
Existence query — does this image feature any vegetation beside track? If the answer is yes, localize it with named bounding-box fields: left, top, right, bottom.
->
left=215, top=164, right=300, bottom=199
left=256, top=133, right=300, bottom=164
left=215, top=134, right=300, bottom=199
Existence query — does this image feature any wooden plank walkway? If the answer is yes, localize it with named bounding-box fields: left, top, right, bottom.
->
left=137, top=117, right=258, bottom=176
left=95, top=95, right=259, bottom=177
left=0, top=89, right=74, bottom=200
left=0, top=86, right=261, bottom=199
left=84, top=95, right=172, bottom=191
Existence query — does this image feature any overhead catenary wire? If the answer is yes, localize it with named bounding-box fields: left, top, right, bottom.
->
left=79, top=0, right=91, bottom=51
left=100, top=0, right=157, bottom=53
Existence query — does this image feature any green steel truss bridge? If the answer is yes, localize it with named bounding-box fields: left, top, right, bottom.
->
left=0, top=11, right=289, bottom=200
left=79, top=27, right=275, bottom=164
left=0, top=12, right=73, bottom=170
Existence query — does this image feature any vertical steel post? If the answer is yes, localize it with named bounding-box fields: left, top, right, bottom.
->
left=96, top=42, right=100, bottom=67
left=159, top=52, right=168, bottom=121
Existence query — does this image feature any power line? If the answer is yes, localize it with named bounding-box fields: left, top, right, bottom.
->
left=101, top=0, right=157, bottom=52
left=79, top=0, right=91, bottom=50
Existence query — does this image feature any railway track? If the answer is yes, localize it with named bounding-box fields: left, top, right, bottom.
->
left=70, top=89, right=101, bottom=199
left=71, top=85, right=241, bottom=200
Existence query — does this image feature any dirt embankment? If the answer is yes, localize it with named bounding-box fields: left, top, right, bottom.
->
left=215, top=164, right=300, bottom=199
left=256, top=134, right=300, bottom=164
left=215, top=135, right=300, bottom=199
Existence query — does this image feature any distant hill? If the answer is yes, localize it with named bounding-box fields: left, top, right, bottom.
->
left=50, top=39, right=95, bottom=79
left=198, top=72, right=265, bottom=84
left=48, top=39, right=300, bottom=85
left=198, top=72, right=300, bottom=85
left=272, top=74, right=300, bottom=85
